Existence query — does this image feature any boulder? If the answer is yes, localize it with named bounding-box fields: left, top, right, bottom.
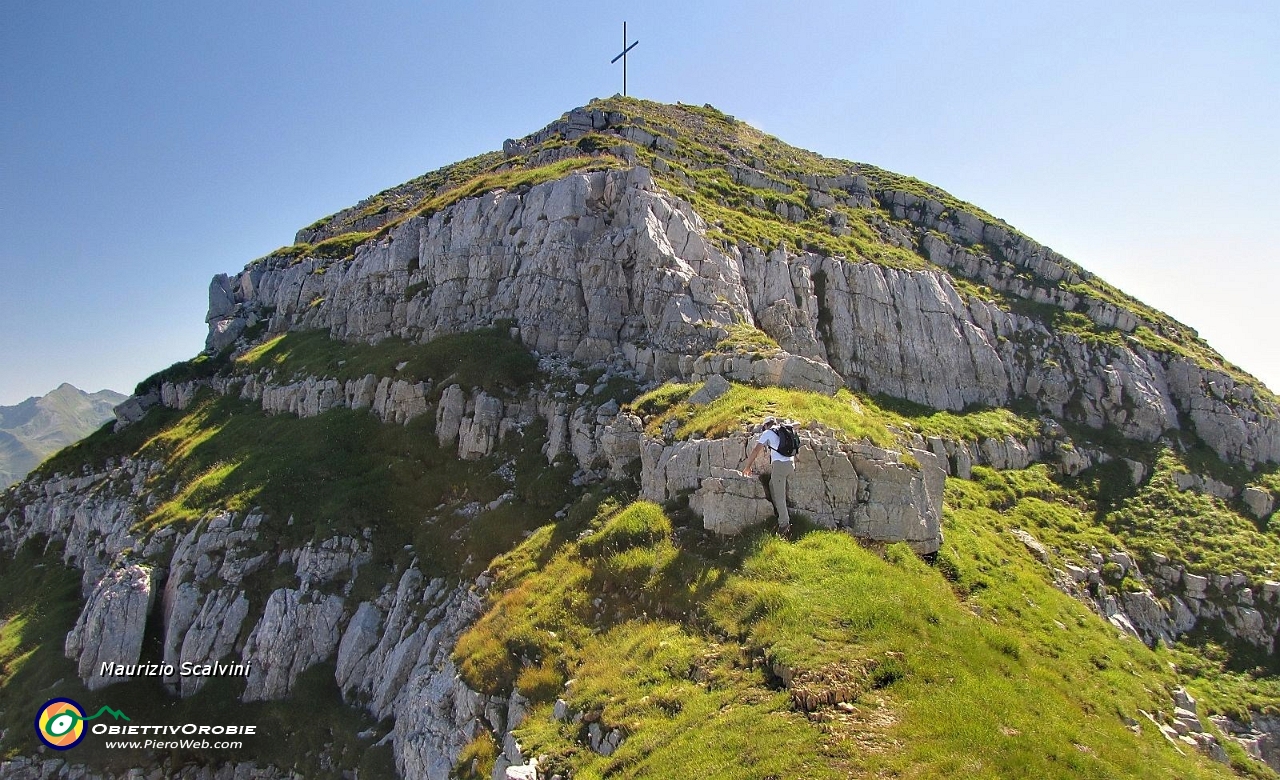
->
left=1010, top=529, right=1050, bottom=564
left=687, top=374, right=731, bottom=405
left=847, top=447, right=946, bottom=555
left=1243, top=487, right=1275, bottom=520
left=691, top=471, right=775, bottom=535
left=65, top=564, right=154, bottom=690
left=601, top=412, right=644, bottom=479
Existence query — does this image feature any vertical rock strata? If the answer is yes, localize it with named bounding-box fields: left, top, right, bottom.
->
left=205, top=166, right=1279, bottom=466
left=64, top=564, right=154, bottom=690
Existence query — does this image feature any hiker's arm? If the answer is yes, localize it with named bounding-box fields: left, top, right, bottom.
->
left=743, top=442, right=766, bottom=476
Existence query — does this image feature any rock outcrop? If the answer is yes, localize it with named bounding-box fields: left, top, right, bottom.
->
left=1, top=460, right=153, bottom=591
left=642, top=427, right=946, bottom=554
left=161, top=513, right=264, bottom=695
left=64, top=563, right=154, bottom=690
left=241, top=588, right=345, bottom=701
left=1013, top=526, right=1280, bottom=655
left=198, top=158, right=1279, bottom=466
left=335, top=568, right=499, bottom=779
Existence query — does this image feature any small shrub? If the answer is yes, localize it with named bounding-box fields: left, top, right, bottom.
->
left=870, top=654, right=907, bottom=689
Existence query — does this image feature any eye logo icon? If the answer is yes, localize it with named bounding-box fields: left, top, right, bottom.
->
left=35, top=699, right=129, bottom=750
left=36, top=699, right=85, bottom=749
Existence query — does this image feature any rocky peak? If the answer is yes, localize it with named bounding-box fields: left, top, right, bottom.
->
left=195, top=99, right=1278, bottom=466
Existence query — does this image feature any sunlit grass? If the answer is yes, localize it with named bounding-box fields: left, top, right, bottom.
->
left=453, top=492, right=1238, bottom=779
left=628, top=381, right=1040, bottom=453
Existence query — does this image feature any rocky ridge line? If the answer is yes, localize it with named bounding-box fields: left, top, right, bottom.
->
left=197, top=164, right=1279, bottom=466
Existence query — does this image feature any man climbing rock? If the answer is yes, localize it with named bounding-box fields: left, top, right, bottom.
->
left=743, top=417, right=800, bottom=537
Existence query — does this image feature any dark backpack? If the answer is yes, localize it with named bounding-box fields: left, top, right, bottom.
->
left=773, top=424, right=800, bottom=457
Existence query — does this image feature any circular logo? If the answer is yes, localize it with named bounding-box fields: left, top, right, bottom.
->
left=35, top=698, right=86, bottom=750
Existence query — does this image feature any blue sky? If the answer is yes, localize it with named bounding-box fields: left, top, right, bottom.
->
left=2, top=1, right=1277, bottom=405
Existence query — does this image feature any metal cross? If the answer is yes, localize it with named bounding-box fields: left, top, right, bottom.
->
left=610, top=22, right=639, bottom=96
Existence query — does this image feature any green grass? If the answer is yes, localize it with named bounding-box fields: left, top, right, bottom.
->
left=311, top=230, right=376, bottom=259
left=1101, top=450, right=1280, bottom=580
left=0, top=540, right=84, bottom=760
left=112, top=392, right=566, bottom=583
left=628, top=381, right=1040, bottom=451
left=453, top=494, right=1240, bottom=779
left=631, top=384, right=899, bottom=447
left=297, top=150, right=505, bottom=242
left=404, top=155, right=624, bottom=225
left=709, top=322, right=779, bottom=355
left=236, top=326, right=537, bottom=395
left=270, top=155, right=625, bottom=263
left=134, top=350, right=231, bottom=396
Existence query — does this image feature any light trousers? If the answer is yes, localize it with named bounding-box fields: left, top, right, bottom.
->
left=768, top=459, right=794, bottom=529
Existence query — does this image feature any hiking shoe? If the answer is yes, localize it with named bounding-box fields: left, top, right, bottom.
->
left=778, top=526, right=793, bottom=540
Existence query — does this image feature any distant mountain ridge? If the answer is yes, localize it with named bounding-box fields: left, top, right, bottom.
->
left=0, top=383, right=125, bottom=488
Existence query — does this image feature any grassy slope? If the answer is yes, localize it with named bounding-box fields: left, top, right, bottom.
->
left=630, top=379, right=1040, bottom=446
left=453, top=496, right=1257, bottom=780
left=450, top=380, right=1280, bottom=779
left=0, top=331, right=571, bottom=775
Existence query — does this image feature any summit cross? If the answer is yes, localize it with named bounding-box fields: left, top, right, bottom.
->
left=610, top=22, right=639, bottom=97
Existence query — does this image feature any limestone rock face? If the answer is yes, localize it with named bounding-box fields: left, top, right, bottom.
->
left=600, top=412, right=644, bottom=480
left=240, top=588, right=345, bottom=702
left=213, top=167, right=749, bottom=372
left=0, top=460, right=154, bottom=592
left=643, top=429, right=944, bottom=553
left=151, top=371, right=432, bottom=426
left=690, top=351, right=843, bottom=396
left=65, top=564, right=154, bottom=690
left=161, top=513, right=267, bottom=695
left=333, top=568, right=500, bottom=780
left=202, top=162, right=1279, bottom=465
left=691, top=470, right=775, bottom=535
left=1119, top=590, right=1196, bottom=647
left=846, top=446, right=946, bottom=554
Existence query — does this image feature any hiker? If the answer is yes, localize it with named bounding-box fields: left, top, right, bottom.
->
left=742, top=417, right=800, bottom=537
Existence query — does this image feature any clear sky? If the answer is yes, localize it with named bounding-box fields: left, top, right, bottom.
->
left=2, top=1, right=1277, bottom=405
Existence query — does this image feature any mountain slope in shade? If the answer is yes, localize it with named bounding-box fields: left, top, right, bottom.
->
left=0, top=384, right=126, bottom=488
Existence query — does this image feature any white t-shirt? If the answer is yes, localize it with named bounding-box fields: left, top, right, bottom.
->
left=758, top=429, right=794, bottom=463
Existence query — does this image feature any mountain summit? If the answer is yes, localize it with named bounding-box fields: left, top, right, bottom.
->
left=0, top=383, right=124, bottom=489
left=2, top=99, right=1278, bottom=779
